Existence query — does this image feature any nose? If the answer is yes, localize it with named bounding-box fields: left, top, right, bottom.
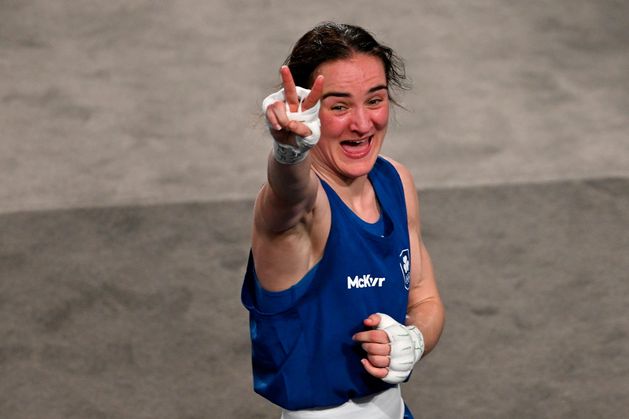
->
left=349, top=106, right=372, bottom=135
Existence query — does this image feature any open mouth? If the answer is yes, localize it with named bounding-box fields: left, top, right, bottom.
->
left=342, top=139, right=369, bottom=146
left=340, top=137, right=372, bottom=158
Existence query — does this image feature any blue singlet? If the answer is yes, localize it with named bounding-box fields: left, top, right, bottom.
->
left=241, top=157, right=412, bottom=411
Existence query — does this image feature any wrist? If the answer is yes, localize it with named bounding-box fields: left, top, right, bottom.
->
left=273, top=140, right=310, bottom=165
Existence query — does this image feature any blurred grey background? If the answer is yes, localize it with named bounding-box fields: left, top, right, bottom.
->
left=1, top=1, right=628, bottom=418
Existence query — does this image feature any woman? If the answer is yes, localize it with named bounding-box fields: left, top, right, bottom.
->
left=242, top=22, right=445, bottom=419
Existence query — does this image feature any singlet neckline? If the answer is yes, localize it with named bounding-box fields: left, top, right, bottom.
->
left=318, top=171, right=394, bottom=239
left=358, top=212, right=385, bottom=237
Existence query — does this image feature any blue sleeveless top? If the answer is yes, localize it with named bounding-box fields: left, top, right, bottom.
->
left=241, top=157, right=412, bottom=410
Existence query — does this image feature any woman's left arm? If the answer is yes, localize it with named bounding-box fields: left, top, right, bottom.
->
left=391, top=159, right=445, bottom=356
left=353, top=158, right=445, bottom=381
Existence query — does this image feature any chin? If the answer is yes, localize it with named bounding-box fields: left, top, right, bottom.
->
left=339, top=153, right=379, bottom=180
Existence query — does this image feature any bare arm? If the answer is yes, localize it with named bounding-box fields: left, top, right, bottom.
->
left=252, top=67, right=328, bottom=292
left=257, top=67, right=324, bottom=233
left=353, top=159, right=444, bottom=380
left=396, top=160, right=444, bottom=356
left=255, top=67, right=324, bottom=233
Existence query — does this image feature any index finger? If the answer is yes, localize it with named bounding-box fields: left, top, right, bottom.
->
left=352, top=329, right=390, bottom=344
left=301, top=75, right=324, bottom=111
left=280, top=66, right=299, bottom=112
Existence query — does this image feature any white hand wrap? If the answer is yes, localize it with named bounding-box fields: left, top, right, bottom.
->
left=377, top=313, right=425, bottom=384
left=262, top=87, right=321, bottom=164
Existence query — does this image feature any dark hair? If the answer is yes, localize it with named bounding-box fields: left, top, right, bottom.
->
left=284, top=22, right=409, bottom=103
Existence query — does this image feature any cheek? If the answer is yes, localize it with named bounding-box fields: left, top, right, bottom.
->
left=319, top=113, right=347, bottom=137
left=373, top=107, right=389, bottom=129
left=318, top=107, right=390, bottom=137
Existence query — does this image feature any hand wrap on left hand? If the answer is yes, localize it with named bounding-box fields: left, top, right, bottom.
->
left=376, top=313, right=425, bottom=384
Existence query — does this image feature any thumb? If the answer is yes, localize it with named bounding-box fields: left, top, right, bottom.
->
left=364, top=313, right=383, bottom=328
left=374, top=313, right=398, bottom=330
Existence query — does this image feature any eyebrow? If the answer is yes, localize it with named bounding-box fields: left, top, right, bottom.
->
left=321, top=84, right=388, bottom=100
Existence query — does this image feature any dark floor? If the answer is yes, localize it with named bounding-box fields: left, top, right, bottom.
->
left=2, top=178, right=628, bottom=418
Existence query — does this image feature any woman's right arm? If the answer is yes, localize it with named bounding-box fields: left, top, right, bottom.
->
left=252, top=67, right=327, bottom=291
left=256, top=66, right=323, bottom=233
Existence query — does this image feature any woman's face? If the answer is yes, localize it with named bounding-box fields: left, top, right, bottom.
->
left=311, top=53, right=389, bottom=182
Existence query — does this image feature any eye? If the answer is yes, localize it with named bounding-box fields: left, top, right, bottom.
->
left=367, top=96, right=385, bottom=106
left=330, top=103, right=349, bottom=112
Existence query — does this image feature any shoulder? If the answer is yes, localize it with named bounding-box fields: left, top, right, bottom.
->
left=380, top=155, right=420, bottom=225
left=380, top=156, right=417, bottom=198
left=251, top=178, right=331, bottom=292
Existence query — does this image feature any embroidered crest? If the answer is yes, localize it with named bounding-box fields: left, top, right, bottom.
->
left=399, top=249, right=411, bottom=290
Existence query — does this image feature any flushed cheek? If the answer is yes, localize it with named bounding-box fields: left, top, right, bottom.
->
left=372, top=107, right=390, bottom=130
left=319, top=110, right=389, bottom=139
left=318, top=113, right=349, bottom=139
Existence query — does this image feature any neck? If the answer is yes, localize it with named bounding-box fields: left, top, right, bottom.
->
left=312, top=162, right=369, bottom=195
left=312, top=163, right=380, bottom=223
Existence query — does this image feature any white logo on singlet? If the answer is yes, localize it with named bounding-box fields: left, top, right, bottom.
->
left=347, top=274, right=386, bottom=289
left=400, top=249, right=411, bottom=290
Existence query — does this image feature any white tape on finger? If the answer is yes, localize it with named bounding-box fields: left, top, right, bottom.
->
left=376, top=313, right=425, bottom=385
left=262, top=87, right=321, bottom=164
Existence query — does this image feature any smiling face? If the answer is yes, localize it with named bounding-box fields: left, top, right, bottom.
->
left=310, top=53, right=390, bottom=183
